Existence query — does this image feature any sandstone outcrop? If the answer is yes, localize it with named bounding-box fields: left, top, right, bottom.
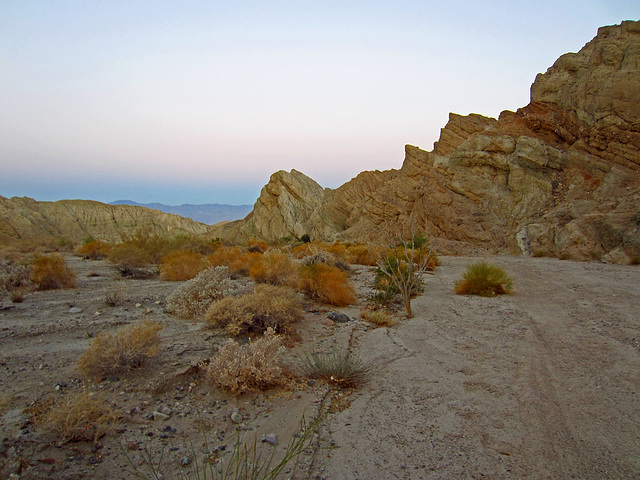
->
left=0, top=196, right=210, bottom=243
left=215, top=21, right=640, bottom=263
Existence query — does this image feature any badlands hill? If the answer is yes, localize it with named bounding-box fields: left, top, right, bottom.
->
left=0, top=196, right=210, bottom=243
left=214, top=21, right=640, bottom=264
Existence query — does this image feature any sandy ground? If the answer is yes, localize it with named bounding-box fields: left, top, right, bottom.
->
left=0, top=255, right=639, bottom=479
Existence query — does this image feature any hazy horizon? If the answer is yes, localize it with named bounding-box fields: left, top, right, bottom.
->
left=1, top=1, right=637, bottom=205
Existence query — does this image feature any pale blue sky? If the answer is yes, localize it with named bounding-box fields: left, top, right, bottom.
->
left=1, top=1, right=637, bottom=205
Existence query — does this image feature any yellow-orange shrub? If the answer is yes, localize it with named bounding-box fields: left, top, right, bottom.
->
left=32, top=254, right=77, bottom=290
left=160, top=250, right=205, bottom=281
left=298, top=263, right=356, bottom=307
left=249, top=250, right=299, bottom=286
left=345, top=244, right=380, bottom=266
left=75, top=240, right=111, bottom=260
left=247, top=238, right=268, bottom=253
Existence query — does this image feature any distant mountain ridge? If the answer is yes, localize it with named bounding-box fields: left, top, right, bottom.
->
left=109, top=200, right=252, bottom=225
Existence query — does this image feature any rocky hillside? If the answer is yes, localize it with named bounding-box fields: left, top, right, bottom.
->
left=215, top=20, right=640, bottom=264
left=0, top=196, right=210, bottom=243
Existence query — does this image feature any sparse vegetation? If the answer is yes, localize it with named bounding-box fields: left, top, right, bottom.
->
left=166, top=266, right=234, bottom=319
left=108, top=243, right=156, bottom=279
left=103, top=281, right=129, bottom=307
left=31, top=390, right=118, bottom=444
left=205, top=329, right=288, bottom=395
left=298, top=263, right=356, bottom=307
left=300, top=349, right=372, bottom=388
left=32, top=254, right=77, bottom=290
left=454, top=261, right=513, bottom=296
left=360, top=307, right=395, bottom=327
left=205, top=284, right=303, bottom=336
left=247, top=238, right=268, bottom=253
left=0, top=259, right=34, bottom=302
left=77, top=320, right=164, bottom=379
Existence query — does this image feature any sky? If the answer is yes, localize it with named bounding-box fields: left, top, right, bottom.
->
left=1, top=1, right=637, bottom=206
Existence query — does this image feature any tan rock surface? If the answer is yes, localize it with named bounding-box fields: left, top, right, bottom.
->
left=0, top=196, right=210, bottom=243
left=214, top=21, right=640, bottom=263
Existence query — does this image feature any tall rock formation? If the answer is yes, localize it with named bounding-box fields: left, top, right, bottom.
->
left=0, top=196, right=210, bottom=243
left=215, top=21, right=640, bottom=263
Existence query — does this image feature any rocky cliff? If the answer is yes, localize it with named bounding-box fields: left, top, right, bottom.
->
left=0, top=196, right=210, bottom=243
left=216, top=21, right=640, bottom=263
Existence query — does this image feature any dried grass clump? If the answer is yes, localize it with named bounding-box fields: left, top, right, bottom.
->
left=103, top=281, right=129, bottom=307
left=455, top=261, right=513, bottom=297
left=360, top=307, right=395, bottom=327
left=160, top=250, right=205, bottom=281
left=32, top=254, right=77, bottom=290
left=249, top=250, right=299, bottom=286
left=300, top=349, right=372, bottom=389
left=205, top=284, right=303, bottom=336
left=301, top=248, right=350, bottom=272
left=77, top=320, right=164, bottom=379
left=31, top=390, right=117, bottom=444
left=166, top=266, right=233, bottom=319
left=205, top=329, right=287, bottom=395
left=298, top=263, right=356, bottom=307
left=75, top=239, right=111, bottom=260
left=345, top=244, right=380, bottom=266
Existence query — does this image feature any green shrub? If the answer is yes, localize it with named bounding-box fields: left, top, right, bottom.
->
left=455, top=261, right=513, bottom=296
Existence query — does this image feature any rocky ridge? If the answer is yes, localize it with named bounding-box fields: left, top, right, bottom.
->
left=0, top=196, right=210, bottom=243
left=215, top=21, right=640, bottom=263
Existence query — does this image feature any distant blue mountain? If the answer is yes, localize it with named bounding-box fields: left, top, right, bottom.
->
left=110, top=200, right=253, bottom=225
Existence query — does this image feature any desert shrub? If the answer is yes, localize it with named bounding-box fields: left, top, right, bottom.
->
left=301, top=248, right=350, bottom=271
left=455, top=261, right=513, bottom=297
left=31, top=390, right=117, bottom=444
left=0, top=259, right=34, bottom=302
left=103, top=281, right=129, bottom=307
left=344, top=244, right=380, bottom=266
left=247, top=238, right=268, bottom=253
left=206, top=246, right=261, bottom=275
left=249, top=250, right=299, bottom=286
left=300, top=349, right=372, bottom=388
left=77, top=320, right=164, bottom=379
left=108, top=243, right=157, bottom=278
left=205, top=329, right=287, bottom=395
left=324, top=242, right=348, bottom=260
left=160, top=250, right=205, bottom=281
left=298, top=263, right=356, bottom=307
left=205, top=284, right=303, bottom=336
left=32, top=254, right=77, bottom=290
left=291, top=242, right=315, bottom=259
left=360, top=307, right=394, bottom=327
left=75, top=239, right=111, bottom=260
left=166, top=266, right=234, bottom=319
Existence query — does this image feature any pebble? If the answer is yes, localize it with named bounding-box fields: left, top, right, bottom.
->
left=230, top=408, right=243, bottom=424
left=160, top=406, right=173, bottom=416
left=69, top=307, right=83, bottom=314
left=180, top=456, right=192, bottom=466
left=263, top=433, right=278, bottom=445
left=327, top=312, right=350, bottom=323
left=153, top=411, right=170, bottom=421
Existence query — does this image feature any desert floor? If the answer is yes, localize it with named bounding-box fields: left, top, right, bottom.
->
left=0, top=255, right=639, bottom=479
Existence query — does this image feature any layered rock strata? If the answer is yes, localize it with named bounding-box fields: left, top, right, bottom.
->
left=216, top=21, right=640, bottom=263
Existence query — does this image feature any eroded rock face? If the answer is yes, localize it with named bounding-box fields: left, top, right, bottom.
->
left=214, top=21, right=640, bottom=263
left=0, top=196, right=210, bottom=243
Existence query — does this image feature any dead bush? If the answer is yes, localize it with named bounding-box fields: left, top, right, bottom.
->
left=108, top=243, right=156, bottom=279
left=160, top=250, right=205, bottom=281
left=249, top=250, right=299, bottom=286
left=360, top=307, right=395, bottom=327
left=77, top=320, right=164, bottom=379
left=103, top=281, right=129, bottom=307
left=205, top=284, right=302, bottom=336
left=31, top=390, right=117, bottom=444
left=166, top=266, right=235, bottom=319
left=75, top=239, right=111, bottom=260
left=0, top=259, right=34, bottom=302
left=298, top=263, right=356, bottom=307
left=345, top=244, right=380, bottom=266
left=205, top=329, right=288, bottom=395
left=32, top=254, right=77, bottom=290
left=301, top=248, right=350, bottom=271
